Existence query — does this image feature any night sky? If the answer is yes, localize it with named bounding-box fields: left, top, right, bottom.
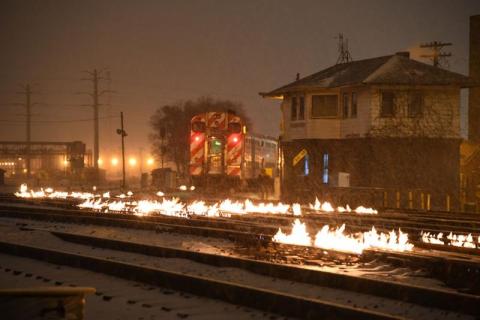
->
left=1, top=0, right=479, bottom=159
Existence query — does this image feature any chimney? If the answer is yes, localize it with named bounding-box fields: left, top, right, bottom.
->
left=395, top=51, right=410, bottom=59
left=469, top=15, right=480, bottom=142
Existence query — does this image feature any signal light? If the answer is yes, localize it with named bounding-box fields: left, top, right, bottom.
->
left=195, top=136, right=200, bottom=142
left=233, top=136, right=238, bottom=143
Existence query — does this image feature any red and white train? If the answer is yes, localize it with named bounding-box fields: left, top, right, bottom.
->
left=189, top=111, right=278, bottom=187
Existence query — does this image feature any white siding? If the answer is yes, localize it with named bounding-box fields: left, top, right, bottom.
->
left=279, top=85, right=461, bottom=141
left=339, top=87, right=371, bottom=138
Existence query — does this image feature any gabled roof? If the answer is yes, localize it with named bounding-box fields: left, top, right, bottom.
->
left=261, top=53, right=475, bottom=98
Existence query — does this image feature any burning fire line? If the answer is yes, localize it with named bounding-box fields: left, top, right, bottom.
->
left=309, top=197, right=378, bottom=215
left=421, top=231, right=479, bottom=249
left=16, top=184, right=379, bottom=217
left=273, top=219, right=413, bottom=254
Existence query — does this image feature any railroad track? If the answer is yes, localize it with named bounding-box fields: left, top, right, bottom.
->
left=0, top=239, right=400, bottom=320
left=1, top=202, right=480, bottom=293
left=3, top=199, right=478, bottom=259
left=0, top=227, right=479, bottom=319
left=3, top=195, right=480, bottom=237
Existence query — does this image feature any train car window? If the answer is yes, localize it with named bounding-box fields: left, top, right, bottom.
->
left=209, top=138, right=223, bottom=154
left=228, top=122, right=241, bottom=133
left=192, top=121, right=206, bottom=133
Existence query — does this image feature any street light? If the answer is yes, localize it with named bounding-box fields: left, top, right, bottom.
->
left=129, top=158, right=137, bottom=166
left=117, top=112, right=127, bottom=190
left=111, top=157, right=119, bottom=166
left=147, top=158, right=154, bottom=166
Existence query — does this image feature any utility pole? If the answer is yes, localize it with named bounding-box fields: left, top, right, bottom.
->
left=420, top=41, right=452, bottom=67
left=16, top=84, right=34, bottom=178
left=81, top=69, right=113, bottom=184
left=117, top=112, right=127, bottom=189
left=336, top=33, right=353, bottom=64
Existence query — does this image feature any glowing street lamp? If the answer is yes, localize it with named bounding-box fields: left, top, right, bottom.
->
left=97, top=158, right=103, bottom=166
left=147, top=158, right=154, bottom=166
left=111, top=157, right=119, bottom=166
left=129, top=158, right=137, bottom=167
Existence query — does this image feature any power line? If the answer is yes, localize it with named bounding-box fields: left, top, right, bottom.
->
left=15, top=83, right=39, bottom=177
left=0, top=115, right=119, bottom=124
left=420, top=41, right=452, bottom=68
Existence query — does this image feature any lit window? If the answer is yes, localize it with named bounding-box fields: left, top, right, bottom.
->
left=322, top=153, right=329, bottom=184
left=304, top=155, right=309, bottom=176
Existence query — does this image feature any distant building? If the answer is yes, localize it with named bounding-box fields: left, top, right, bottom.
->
left=262, top=52, right=474, bottom=210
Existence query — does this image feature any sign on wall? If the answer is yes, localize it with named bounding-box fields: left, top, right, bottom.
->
left=293, top=149, right=308, bottom=166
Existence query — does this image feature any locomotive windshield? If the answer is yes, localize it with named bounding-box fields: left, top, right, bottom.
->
left=228, top=122, right=241, bottom=133
left=192, top=121, right=206, bottom=133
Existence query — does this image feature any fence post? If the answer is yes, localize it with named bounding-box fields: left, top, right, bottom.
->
left=420, top=192, right=425, bottom=210
left=408, top=191, right=413, bottom=209
left=446, top=194, right=450, bottom=212
left=383, top=191, right=388, bottom=208
left=396, top=191, right=400, bottom=209
left=426, top=193, right=431, bottom=211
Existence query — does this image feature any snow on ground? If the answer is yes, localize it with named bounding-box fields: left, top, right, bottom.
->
left=0, top=218, right=473, bottom=320
left=0, top=253, right=284, bottom=320
left=0, top=216, right=452, bottom=288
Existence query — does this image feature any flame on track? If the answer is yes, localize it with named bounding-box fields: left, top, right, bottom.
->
left=421, top=231, right=479, bottom=249
left=15, top=184, right=379, bottom=218
left=272, top=219, right=312, bottom=246
left=309, top=197, right=378, bottom=214
left=15, top=184, right=96, bottom=200
left=273, top=219, right=413, bottom=254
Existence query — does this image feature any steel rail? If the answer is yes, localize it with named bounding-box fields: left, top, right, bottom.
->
left=49, top=229, right=480, bottom=316
left=0, top=240, right=401, bottom=320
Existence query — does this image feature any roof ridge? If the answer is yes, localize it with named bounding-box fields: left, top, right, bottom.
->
left=261, top=53, right=473, bottom=98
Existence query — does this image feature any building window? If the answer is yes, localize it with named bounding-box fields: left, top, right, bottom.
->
left=304, top=155, right=309, bottom=176
left=351, top=92, right=357, bottom=118
left=311, top=95, right=338, bottom=118
left=408, top=92, right=423, bottom=117
left=322, top=153, right=329, bottom=184
left=380, top=91, right=395, bottom=117
left=342, top=93, right=349, bottom=118
left=291, top=97, right=297, bottom=120
left=298, top=96, right=305, bottom=120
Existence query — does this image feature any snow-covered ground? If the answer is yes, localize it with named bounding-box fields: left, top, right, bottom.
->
left=0, top=218, right=473, bottom=319
left=0, top=253, right=282, bottom=320
left=0, top=216, right=454, bottom=288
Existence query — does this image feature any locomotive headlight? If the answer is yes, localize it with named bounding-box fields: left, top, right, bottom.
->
left=194, top=136, right=200, bottom=142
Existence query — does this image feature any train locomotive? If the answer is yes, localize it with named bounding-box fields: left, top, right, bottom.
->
left=189, top=111, right=277, bottom=189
